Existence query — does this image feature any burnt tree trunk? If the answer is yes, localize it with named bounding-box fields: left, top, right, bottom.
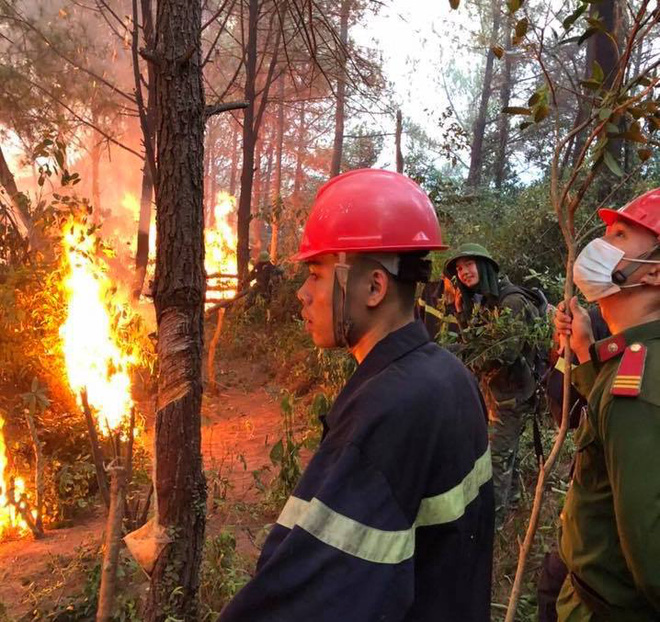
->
left=330, top=0, right=350, bottom=178
left=466, top=0, right=502, bottom=189
left=134, top=0, right=157, bottom=299
left=145, top=0, right=207, bottom=618
left=494, top=17, right=513, bottom=189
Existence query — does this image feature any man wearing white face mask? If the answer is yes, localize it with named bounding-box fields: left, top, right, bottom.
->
left=553, top=188, right=660, bottom=622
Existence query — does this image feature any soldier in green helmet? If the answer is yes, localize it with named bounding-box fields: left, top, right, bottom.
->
left=444, top=243, right=545, bottom=525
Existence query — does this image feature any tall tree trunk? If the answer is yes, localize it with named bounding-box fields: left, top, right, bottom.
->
left=395, top=110, right=404, bottom=173
left=229, top=123, right=239, bottom=196
left=293, top=101, right=306, bottom=199
left=595, top=0, right=622, bottom=198
left=134, top=0, right=157, bottom=299
left=466, top=0, right=502, bottom=189
left=569, top=0, right=621, bottom=174
left=271, top=74, right=285, bottom=261
left=625, top=36, right=644, bottom=173
left=251, top=137, right=264, bottom=257
left=494, top=18, right=513, bottom=189
left=145, top=0, right=206, bottom=618
left=205, top=121, right=217, bottom=225
left=330, top=0, right=350, bottom=178
left=260, top=142, right=274, bottom=254
left=237, top=0, right=258, bottom=285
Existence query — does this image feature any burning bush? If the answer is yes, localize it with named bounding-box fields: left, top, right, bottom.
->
left=0, top=145, right=155, bottom=533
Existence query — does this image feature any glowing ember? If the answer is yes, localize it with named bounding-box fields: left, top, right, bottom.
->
left=0, top=418, right=28, bottom=538
left=205, top=191, right=238, bottom=301
left=60, top=220, right=134, bottom=435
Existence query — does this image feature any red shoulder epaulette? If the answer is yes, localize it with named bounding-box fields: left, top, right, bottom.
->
left=611, top=343, right=647, bottom=397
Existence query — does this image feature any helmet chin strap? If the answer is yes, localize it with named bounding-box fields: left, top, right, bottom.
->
left=332, top=252, right=353, bottom=347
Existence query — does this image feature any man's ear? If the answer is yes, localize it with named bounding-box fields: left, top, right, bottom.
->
left=640, top=263, right=660, bottom=287
left=365, top=268, right=389, bottom=308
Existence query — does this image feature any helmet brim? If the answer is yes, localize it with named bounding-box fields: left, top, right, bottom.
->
left=598, top=207, right=650, bottom=231
left=291, top=243, right=448, bottom=263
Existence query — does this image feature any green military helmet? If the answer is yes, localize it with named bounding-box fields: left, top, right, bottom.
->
left=443, top=243, right=499, bottom=278
left=257, top=250, right=271, bottom=263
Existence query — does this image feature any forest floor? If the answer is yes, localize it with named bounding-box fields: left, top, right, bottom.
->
left=0, top=357, right=303, bottom=620
left=0, top=337, right=568, bottom=622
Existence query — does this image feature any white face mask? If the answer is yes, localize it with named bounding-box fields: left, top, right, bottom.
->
left=573, top=237, right=660, bottom=302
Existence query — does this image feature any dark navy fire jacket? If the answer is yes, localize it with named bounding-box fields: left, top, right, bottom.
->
left=219, top=321, right=494, bottom=622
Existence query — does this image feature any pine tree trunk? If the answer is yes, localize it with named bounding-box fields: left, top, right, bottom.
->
left=271, top=74, right=285, bottom=261
left=293, top=101, right=306, bottom=199
left=205, top=121, right=217, bottom=226
left=145, top=0, right=207, bottom=618
left=466, top=0, right=502, bottom=189
left=237, top=0, right=258, bottom=285
left=134, top=0, right=157, bottom=299
left=229, top=123, right=239, bottom=196
left=330, top=0, right=350, bottom=178
left=494, top=18, right=513, bottom=189
left=251, top=137, right=264, bottom=257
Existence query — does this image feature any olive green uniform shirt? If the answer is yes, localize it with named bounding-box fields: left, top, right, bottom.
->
left=558, top=320, right=660, bottom=622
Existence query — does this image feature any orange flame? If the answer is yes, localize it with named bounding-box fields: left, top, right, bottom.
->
left=60, top=220, right=134, bottom=435
left=0, top=418, right=28, bottom=538
left=205, top=191, right=238, bottom=301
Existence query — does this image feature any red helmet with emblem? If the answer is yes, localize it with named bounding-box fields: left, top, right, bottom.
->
left=599, top=188, right=660, bottom=236
left=293, top=169, right=447, bottom=261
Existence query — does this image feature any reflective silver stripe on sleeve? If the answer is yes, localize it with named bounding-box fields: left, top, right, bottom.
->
left=277, top=495, right=310, bottom=529
left=275, top=446, right=492, bottom=564
left=416, top=446, right=492, bottom=527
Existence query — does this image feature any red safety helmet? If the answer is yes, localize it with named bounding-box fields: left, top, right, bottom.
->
left=293, top=169, right=447, bottom=261
left=599, top=187, right=660, bottom=236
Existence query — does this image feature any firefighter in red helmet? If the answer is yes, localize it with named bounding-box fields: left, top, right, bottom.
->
left=219, top=169, right=494, bottom=622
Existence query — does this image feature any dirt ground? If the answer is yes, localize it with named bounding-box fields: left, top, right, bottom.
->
left=0, top=358, right=293, bottom=619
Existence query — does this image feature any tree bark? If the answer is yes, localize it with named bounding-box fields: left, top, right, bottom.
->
left=270, top=74, right=285, bottom=261
left=293, top=101, right=306, bottom=199
left=96, top=465, right=127, bottom=622
left=330, top=0, right=350, bottom=178
left=395, top=110, right=404, bottom=173
left=494, top=17, right=513, bottom=189
left=205, top=120, right=217, bottom=226
left=145, top=0, right=207, bottom=618
left=134, top=0, right=157, bottom=300
left=81, top=391, right=111, bottom=511
left=229, top=122, right=239, bottom=196
left=23, top=405, right=45, bottom=534
left=237, top=0, right=259, bottom=285
left=466, top=0, right=502, bottom=189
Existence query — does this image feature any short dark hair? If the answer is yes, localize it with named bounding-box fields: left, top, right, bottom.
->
left=350, top=254, right=424, bottom=313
